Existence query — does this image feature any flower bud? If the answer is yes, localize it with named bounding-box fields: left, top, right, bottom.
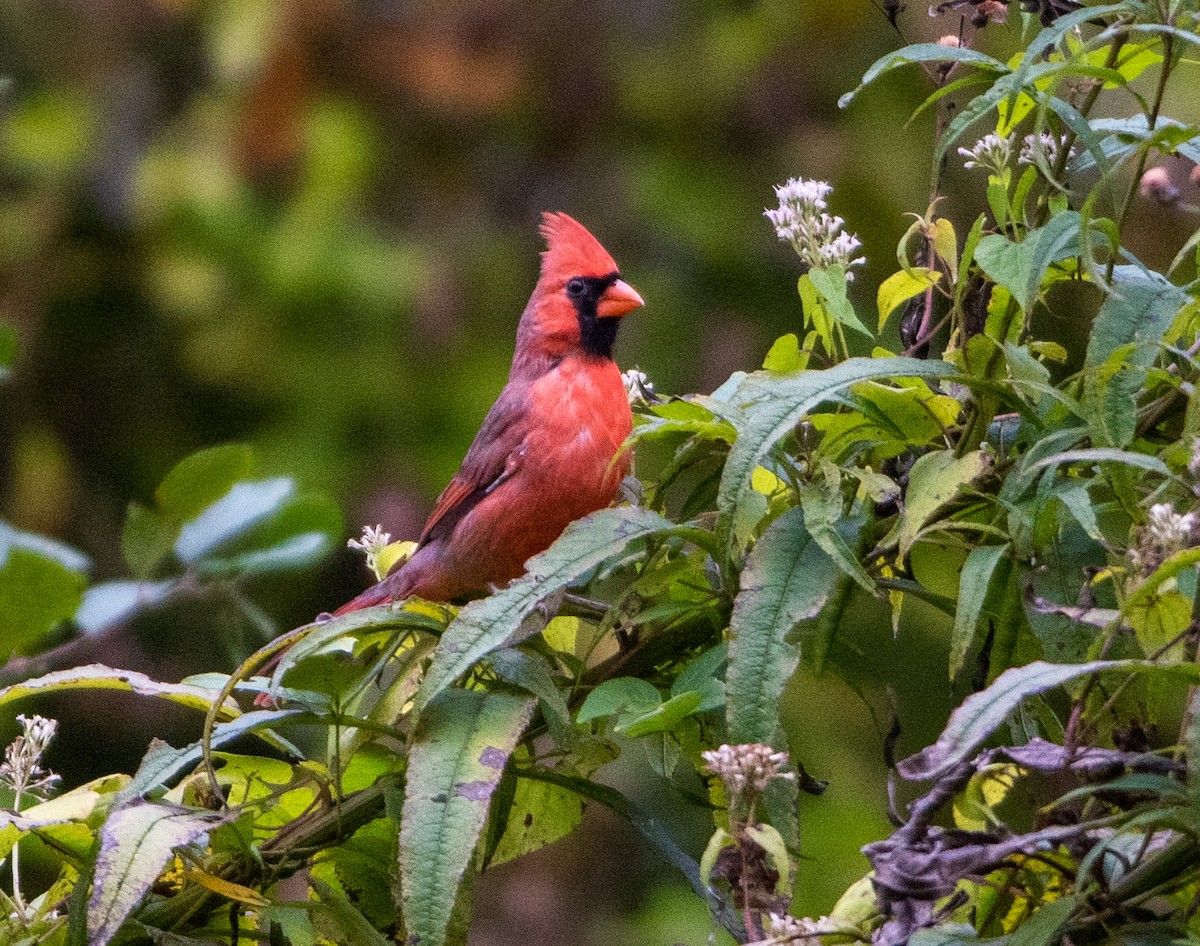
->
left=1139, top=165, right=1179, bottom=204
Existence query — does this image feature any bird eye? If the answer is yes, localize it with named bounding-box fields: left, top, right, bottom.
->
left=566, top=277, right=586, bottom=297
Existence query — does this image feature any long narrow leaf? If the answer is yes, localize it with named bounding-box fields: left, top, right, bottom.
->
left=716, top=358, right=956, bottom=549
left=727, top=507, right=836, bottom=745
left=413, top=507, right=681, bottom=715
left=399, top=690, right=535, bottom=946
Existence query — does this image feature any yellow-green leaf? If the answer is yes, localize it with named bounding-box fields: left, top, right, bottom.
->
left=877, top=268, right=941, bottom=332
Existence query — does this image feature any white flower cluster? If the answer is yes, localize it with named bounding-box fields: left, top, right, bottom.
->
left=748, top=912, right=830, bottom=946
left=958, top=132, right=1012, bottom=173
left=765, top=178, right=866, bottom=279
left=701, top=742, right=794, bottom=797
left=348, top=523, right=392, bottom=580
left=1130, top=502, right=1199, bottom=576
left=1018, top=132, right=1068, bottom=167
left=0, top=714, right=60, bottom=799
left=622, top=368, right=655, bottom=404
left=961, top=131, right=1073, bottom=176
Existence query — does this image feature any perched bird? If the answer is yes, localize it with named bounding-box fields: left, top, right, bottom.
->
left=335, top=212, right=643, bottom=613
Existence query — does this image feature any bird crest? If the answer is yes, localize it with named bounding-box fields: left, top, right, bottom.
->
left=538, top=212, right=619, bottom=284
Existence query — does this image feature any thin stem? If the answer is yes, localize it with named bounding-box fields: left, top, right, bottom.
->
left=1115, top=29, right=1176, bottom=242
left=10, top=782, right=25, bottom=917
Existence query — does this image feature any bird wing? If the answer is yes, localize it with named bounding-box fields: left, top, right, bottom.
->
left=418, top=383, right=530, bottom=546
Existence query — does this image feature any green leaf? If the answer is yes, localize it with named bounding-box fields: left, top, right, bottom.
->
left=488, top=649, right=572, bottom=734
left=717, top=357, right=957, bottom=547
left=0, top=664, right=241, bottom=719
left=74, top=580, right=176, bottom=634
left=974, top=212, right=1082, bottom=314
left=0, top=322, right=16, bottom=380
left=877, top=268, right=941, bottom=332
left=671, top=642, right=726, bottom=712
left=516, top=767, right=738, bottom=937
left=0, top=520, right=89, bottom=572
left=577, top=677, right=661, bottom=724
left=899, top=450, right=991, bottom=558
left=488, top=774, right=583, bottom=867
left=121, top=502, right=177, bottom=579
left=0, top=548, right=86, bottom=658
left=192, top=492, right=342, bottom=577
left=619, top=690, right=702, bottom=737
left=399, top=689, right=535, bottom=946
left=89, top=802, right=223, bottom=946
left=175, top=477, right=294, bottom=562
left=727, top=507, right=837, bottom=745
left=763, top=333, right=803, bottom=372
left=115, top=709, right=306, bottom=805
left=310, top=877, right=395, bottom=946
left=1085, top=270, right=1188, bottom=368
left=949, top=544, right=1008, bottom=679
left=897, top=660, right=1193, bottom=781
left=413, top=507, right=682, bottom=715
left=809, top=266, right=872, bottom=338
left=1026, top=448, right=1168, bottom=477
left=1008, top=894, right=1080, bottom=946
left=839, top=42, right=1007, bottom=109
left=155, top=444, right=256, bottom=523
left=312, top=819, right=398, bottom=930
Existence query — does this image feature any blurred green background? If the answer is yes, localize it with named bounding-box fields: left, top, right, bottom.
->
left=3, top=1, right=1199, bottom=941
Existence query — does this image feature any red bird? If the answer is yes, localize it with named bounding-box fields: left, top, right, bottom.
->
left=335, top=212, right=643, bottom=613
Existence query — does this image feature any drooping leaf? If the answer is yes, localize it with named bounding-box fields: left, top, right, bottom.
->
left=727, top=507, right=837, bottom=745
left=717, top=358, right=957, bottom=548
left=121, top=502, right=177, bottom=579
left=877, top=268, right=941, bottom=333
left=0, top=664, right=241, bottom=719
left=839, top=42, right=1007, bottom=109
left=413, top=507, right=683, bottom=715
left=949, top=544, right=1009, bottom=680
left=310, top=877, right=396, bottom=946
left=809, top=266, right=873, bottom=338
left=398, top=689, right=535, bottom=946
left=115, top=711, right=306, bottom=806
left=89, top=802, right=224, bottom=946
left=898, top=660, right=1199, bottom=781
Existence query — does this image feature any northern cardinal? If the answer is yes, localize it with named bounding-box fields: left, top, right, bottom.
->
left=335, top=212, right=643, bottom=613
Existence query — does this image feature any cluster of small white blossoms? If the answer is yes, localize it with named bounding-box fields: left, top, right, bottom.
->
left=348, top=523, right=392, bottom=580
left=958, top=132, right=1012, bottom=173
left=749, top=912, right=831, bottom=946
left=765, top=178, right=866, bottom=279
left=960, top=131, right=1072, bottom=175
left=0, top=714, right=60, bottom=800
left=1018, top=131, right=1068, bottom=167
left=1130, top=502, right=1199, bottom=575
left=701, top=743, right=794, bottom=797
left=622, top=368, right=655, bottom=404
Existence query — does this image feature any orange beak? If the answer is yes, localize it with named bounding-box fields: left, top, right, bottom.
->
left=596, top=279, right=645, bottom=319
